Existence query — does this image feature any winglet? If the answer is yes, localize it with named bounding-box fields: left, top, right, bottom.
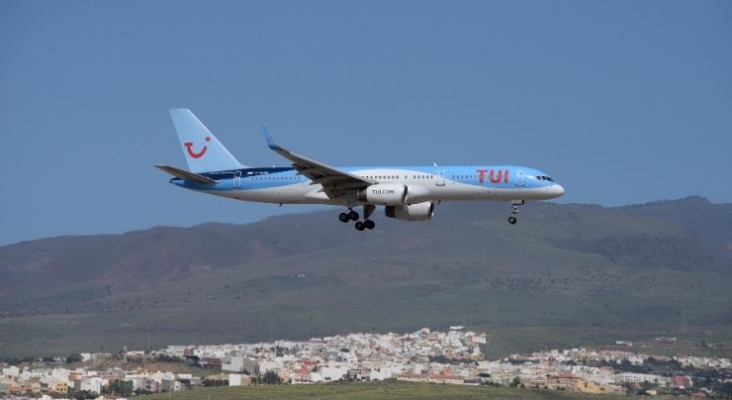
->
left=261, top=125, right=283, bottom=151
left=256, top=126, right=371, bottom=193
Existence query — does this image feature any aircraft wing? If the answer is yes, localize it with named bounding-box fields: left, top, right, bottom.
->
left=261, top=126, right=371, bottom=199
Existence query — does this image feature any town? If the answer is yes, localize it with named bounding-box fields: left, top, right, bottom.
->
left=2, top=327, right=731, bottom=399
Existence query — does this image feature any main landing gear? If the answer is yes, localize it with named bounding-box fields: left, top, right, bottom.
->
left=339, top=205, right=376, bottom=231
left=338, top=210, right=359, bottom=223
left=508, top=200, right=524, bottom=225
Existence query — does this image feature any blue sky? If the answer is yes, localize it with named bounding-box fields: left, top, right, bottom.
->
left=1, top=1, right=730, bottom=245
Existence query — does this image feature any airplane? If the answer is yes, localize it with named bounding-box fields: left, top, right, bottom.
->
left=156, top=109, right=565, bottom=231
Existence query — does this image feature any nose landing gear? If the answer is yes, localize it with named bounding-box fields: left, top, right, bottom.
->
left=508, top=200, right=524, bottom=225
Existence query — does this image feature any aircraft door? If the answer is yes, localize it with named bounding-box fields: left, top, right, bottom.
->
left=515, top=170, right=525, bottom=186
left=234, top=171, right=242, bottom=188
left=436, top=168, right=446, bottom=186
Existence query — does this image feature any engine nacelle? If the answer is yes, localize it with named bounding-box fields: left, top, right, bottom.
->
left=357, top=183, right=408, bottom=205
left=384, top=202, right=436, bottom=221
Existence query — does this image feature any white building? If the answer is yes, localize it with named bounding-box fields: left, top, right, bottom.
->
left=369, top=365, right=404, bottom=380
left=319, top=365, right=349, bottom=381
left=619, top=372, right=662, bottom=384
left=259, top=359, right=284, bottom=373
left=222, top=355, right=258, bottom=374
left=77, top=376, right=105, bottom=394
left=229, top=374, right=251, bottom=386
left=1, top=366, right=19, bottom=379
left=124, top=374, right=147, bottom=391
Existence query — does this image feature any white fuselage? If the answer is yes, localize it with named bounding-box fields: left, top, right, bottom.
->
left=176, top=165, right=565, bottom=206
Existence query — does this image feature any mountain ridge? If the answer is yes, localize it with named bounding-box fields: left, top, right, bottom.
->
left=1, top=196, right=730, bottom=358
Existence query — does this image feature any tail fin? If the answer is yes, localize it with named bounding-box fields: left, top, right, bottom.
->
left=169, top=108, right=246, bottom=173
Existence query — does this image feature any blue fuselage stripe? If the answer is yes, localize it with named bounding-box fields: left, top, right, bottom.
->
left=171, top=165, right=556, bottom=192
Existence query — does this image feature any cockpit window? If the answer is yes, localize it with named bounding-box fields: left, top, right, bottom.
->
left=536, top=175, right=554, bottom=182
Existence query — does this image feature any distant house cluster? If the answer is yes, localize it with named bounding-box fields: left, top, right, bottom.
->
left=0, top=361, right=187, bottom=400
left=158, top=326, right=486, bottom=385
left=1, top=328, right=731, bottom=399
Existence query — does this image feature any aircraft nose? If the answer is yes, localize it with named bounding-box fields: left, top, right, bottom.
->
left=549, top=184, right=565, bottom=198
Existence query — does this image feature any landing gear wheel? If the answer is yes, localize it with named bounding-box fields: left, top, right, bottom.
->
left=365, top=219, right=376, bottom=230
left=339, top=213, right=350, bottom=223
left=355, top=221, right=366, bottom=231
left=507, top=200, right=523, bottom=225
left=348, top=210, right=360, bottom=221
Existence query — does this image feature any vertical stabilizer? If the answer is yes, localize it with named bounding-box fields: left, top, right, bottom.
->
left=169, top=108, right=246, bottom=173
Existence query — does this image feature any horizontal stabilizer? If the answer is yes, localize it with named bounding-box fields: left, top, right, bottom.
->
left=154, top=164, right=217, bottom=185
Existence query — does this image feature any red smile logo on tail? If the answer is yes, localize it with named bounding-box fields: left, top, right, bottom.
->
left=184, top=136, right=211, bottom=159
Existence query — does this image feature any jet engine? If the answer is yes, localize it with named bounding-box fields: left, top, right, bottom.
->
left=357, top=184, right=408, bottom=205
left=384, top=202, right=435, bottom=221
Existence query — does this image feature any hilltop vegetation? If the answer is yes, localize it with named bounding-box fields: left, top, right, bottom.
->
left=0, top=197, right=730, bottom=358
